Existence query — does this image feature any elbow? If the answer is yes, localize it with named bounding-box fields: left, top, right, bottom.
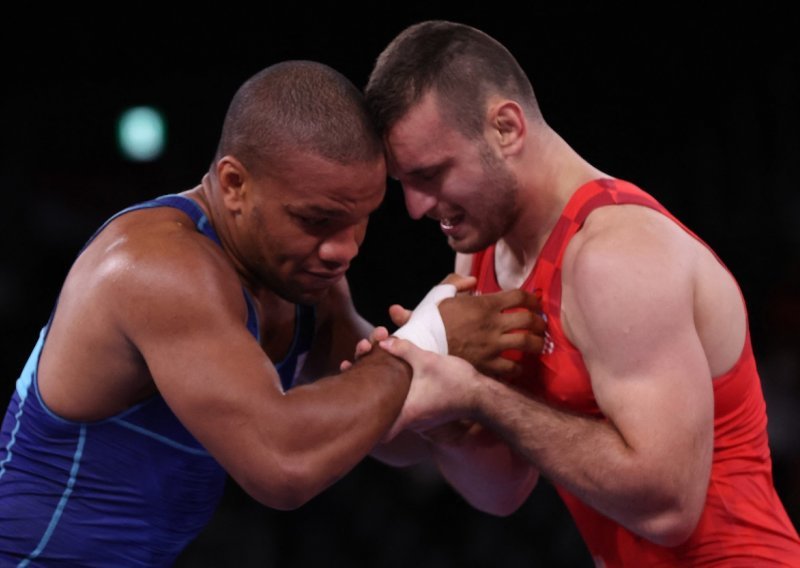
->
left=466, top=469, right=540, bottom=518
left=626, top=454, right=710, bottom=546
left=239, top=458, right=331, bottom=511
left=477, top=497, right=527, bottom=518
left=468, top=497, right=521, bottom=518
left=642, top=512, right=701, bottom=547
left=635, top=497, right=704, bottom=547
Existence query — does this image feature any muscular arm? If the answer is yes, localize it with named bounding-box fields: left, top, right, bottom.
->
left=472, top=210, right=714, bottom=544
left=425, top=422, right=539, bottom=515
left=430, top=252, right=539, bottom=515
left=381, top=209, right=716, bottom=539
left=374, top=358, right=540, bottom=515
left=121, top=240, right=410, bottom=511
left=374, top=253, right=541, bottom=515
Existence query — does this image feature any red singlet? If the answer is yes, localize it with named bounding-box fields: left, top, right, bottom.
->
left=470, top=178, right=800, bottom=566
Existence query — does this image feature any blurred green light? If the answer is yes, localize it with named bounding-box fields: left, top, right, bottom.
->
left=117, top=106, right=166, bottom=161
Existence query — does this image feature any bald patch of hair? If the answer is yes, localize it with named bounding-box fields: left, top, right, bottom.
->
left=215, top=60, right=383, bottom=176
left=365, top=20, right=541, bottom=138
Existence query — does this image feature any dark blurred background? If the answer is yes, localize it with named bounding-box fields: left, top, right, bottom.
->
left=2, top=4, right=798, bottom=567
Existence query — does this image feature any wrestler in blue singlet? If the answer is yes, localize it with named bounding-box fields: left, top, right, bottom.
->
left=0, top=195, right=315, bottom=566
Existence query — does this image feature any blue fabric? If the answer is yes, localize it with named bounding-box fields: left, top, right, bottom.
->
left=0, top=194, right=315, bottom=566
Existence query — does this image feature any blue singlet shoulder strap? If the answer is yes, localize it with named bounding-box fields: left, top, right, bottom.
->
left=86, top=194, right=260, bottom=341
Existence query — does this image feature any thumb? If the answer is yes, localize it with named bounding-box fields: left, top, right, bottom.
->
left=388, top=304, right=412, bottom=326
left=441, top=273, right=477, bottom=293
left=378, top=336, right=420, bottom=364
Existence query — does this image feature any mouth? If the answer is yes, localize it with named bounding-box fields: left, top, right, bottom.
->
left=439, top=212, right=465, bottom=235
left=296, top=269, right=347, bottom=292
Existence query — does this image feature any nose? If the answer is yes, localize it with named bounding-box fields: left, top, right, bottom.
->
left=403, top=185, right=438, bottom=220
left=318, top=224, right=361, bottom=267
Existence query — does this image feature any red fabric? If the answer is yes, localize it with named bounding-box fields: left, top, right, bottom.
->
left=470, top=178, right=800, bottom=566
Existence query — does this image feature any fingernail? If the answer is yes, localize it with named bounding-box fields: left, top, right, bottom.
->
left=379, top=338, right=395, bottom=348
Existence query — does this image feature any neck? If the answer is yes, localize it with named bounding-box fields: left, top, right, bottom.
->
left=495, top=129, right=607, bottom=289
left=188, top=175, right=270, bottom=300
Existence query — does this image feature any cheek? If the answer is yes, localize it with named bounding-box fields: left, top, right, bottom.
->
left=355, top=220, right=369, bottom=246
left=273, top=235, right=321, bottom=264
left=443, top=165, right=488, bottom=206
left=449, top=182, right=484, bottom=215
left=251, top=227, right=311, bottom=271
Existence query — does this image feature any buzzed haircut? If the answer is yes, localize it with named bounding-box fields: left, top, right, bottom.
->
left=215, top=60, right=383, bottom=175
left=365, top=20, right=540, bottom=138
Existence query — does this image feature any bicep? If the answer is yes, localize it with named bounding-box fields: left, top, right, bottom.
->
left=121, top=261, right=286, bottom=471
left=564, top=233, right=714, bottom=470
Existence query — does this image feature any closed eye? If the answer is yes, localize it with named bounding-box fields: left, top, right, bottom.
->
left=412, top=168, right=439, bottom=182
left=296, top=214, right=331, bottom=227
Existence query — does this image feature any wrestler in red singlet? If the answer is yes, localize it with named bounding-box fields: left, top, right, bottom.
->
left=470, top=178, right=800, bottom=566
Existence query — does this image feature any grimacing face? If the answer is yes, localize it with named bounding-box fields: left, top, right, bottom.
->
left=386, top=92, right=519, bottom=253
left=240, top=151, right=386, bottom=304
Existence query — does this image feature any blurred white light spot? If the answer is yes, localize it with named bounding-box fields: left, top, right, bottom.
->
left=117, top=106, right=166, bottom=161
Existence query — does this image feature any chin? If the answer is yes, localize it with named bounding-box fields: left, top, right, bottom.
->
left=283, top=287, right=328, bottom=306
left=294, top=279, right=339, bottom=305
left=299, top=289, right=329, bottom=305
left=264, top=278, right=324, bottom=306
left=448, top=234, right=495, bottom=254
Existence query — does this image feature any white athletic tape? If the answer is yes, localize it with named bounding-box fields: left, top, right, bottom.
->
left=392, top=283, right=456, bottom=355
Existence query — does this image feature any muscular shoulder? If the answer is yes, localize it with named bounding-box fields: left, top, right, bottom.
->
left=561, top=205, right=698, bottom=362
left=565, top=205, right=697, bottom=291
left=73, top=207, right=245, bottom=334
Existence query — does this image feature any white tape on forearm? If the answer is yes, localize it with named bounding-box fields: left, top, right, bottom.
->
left=392, top=283, right=456, bottom=355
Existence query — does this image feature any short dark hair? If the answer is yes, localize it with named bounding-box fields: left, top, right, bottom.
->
left=365, top=20, right=540, bottom=138
left=216, top=60, right=383, bottom=175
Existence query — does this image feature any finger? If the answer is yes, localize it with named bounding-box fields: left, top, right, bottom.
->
left=340, top=360, right=353, bottom=372
left=499, top=332, right=545, bottom=355
left=441, top=272, right=477, bottom=293
left=370, top=326, right=390, bottom=342
left=354, top=338, right=374, bottom=358
left=480, top=357, right=522, bottom=380
left=499, top=310, right=546, bottom=334
left=379, top=336, right=420, bottom=364
left=388, top=304, right=412, bottom=326
left=490, top=289, right=541, bottom=311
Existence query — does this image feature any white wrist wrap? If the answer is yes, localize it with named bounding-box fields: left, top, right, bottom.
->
left=392, top=283, right=456, bottom=355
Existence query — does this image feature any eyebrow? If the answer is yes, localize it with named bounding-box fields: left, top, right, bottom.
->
left=402, top=157, right=452, bottom=179
left=392, top=163, right=439, bottom=181
left=286, top=203, right=347, bottom=216
left=409, top=165, right=438, bottom=176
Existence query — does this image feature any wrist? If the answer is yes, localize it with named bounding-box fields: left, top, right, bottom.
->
left=392, top=283, right=456, bottom=354
left=467, top=369, right=494, bottom=421
left=419, top=420, right=474, bottom=446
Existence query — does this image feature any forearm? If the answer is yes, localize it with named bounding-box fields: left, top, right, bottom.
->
left=428, top=422, right=539, bottom=516
left=240, top=349, right=411, bottom=509
left=371, top=421, right=538, bottom=515
left=473, top=378, right=698, bottom=543
left=370, top=429, right=430, bottom=467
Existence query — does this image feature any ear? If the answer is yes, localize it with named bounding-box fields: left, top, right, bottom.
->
left=215, top=156, right=249, bottom=213
left=487, top=100, right=526, bottom=157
